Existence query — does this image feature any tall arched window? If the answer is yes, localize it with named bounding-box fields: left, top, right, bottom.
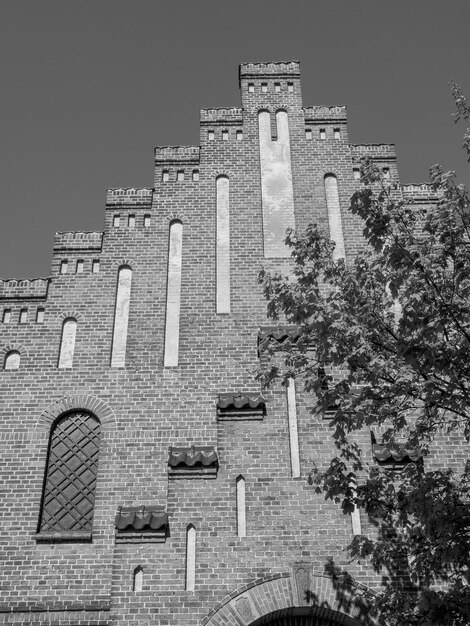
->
left=111, top=266, right=132, bottom=367
left=164, top=221, right=183, bottom=366
left=216, top=176, right=230, bottom=313
left=4, top=350, right=20, bottom=370
left=324, top=174, right=346, bottom=260
left=38, top=411, right=101, bottom=536
left=58, top=318, right=77, bottom=368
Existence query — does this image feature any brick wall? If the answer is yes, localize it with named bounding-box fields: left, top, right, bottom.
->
left=0, top=61, right=456, bottom=626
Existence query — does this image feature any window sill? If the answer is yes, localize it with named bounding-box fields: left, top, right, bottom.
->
left=34, top=531, right=92, bottom=543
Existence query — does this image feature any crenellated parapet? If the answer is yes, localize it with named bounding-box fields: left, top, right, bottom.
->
left=402, top=183, right=440, bottom=204
left=106, top=188, right=153, bottom=208
left=350, top=143, right=396, bottom=162
left=0, top=277, right=50, bottom=300
left=154, top=146, right=200, bottom=165
left=200, top=108, right=243, bottom=125
left=303, top=105, right=347, bottom=123
left=239, top=60, right=300, bottom=80
left=53, top=231, right=104, bottom=252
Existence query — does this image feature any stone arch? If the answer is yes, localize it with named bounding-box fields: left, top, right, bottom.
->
left=0, top=343, right=28, bottom=360
left=57, top=311, right=83, bottom=323
left=201, top=570, right=378, bottom=626
left=164, top=212, right=187, bottom=224
left=113, top=258, right=137, bottom=271
left=34, top=395, right=117, bottom=433
left=213, top=169, right=234, bottom=179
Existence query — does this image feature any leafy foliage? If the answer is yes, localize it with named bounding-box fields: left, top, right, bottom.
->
left=259, top=86, right=470, bottom=624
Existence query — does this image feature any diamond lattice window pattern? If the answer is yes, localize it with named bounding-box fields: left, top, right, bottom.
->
left=39, top=411, right=101, bottom=533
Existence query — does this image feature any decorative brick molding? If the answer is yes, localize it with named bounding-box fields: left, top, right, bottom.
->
left=115, top=505, right=168, bottom=543
left=57, top=311, right=82, bottom=323
left=217, top=393, right=266, bottom=421
left=34, top=395, right=117, bottom=433
left=201, top=569, right=378, bottom=626
left=0, top=343, right=28, bottom=359
left=168, top=446, right=218, bottom=479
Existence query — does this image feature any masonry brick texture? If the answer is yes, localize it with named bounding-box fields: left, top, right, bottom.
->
left=0, top=61, right=458, bottom=626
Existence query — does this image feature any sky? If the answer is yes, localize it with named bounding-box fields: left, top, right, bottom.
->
left=0, top=0, right=469, bottom=278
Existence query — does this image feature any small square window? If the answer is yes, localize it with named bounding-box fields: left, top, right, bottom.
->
left=334, top=128, right=341, bottom=139
left=305, top=128, right=312, bottom=140
left=236, top=130, right=243, bottom=141
left=162, top=170, right=170, bottom=182
left=177, top=170, right=184, bottom=182
left=36, top=308, right=45, bottom=323
left=143, top=214, right=151, bottom=228
left=192, top=170, right=199, bottom=181
left=60, top=260, right=68, bottom=274
left=383, top=167, right=390, bottom=179
left=319, top=129, right=326, bottom=140
left=128, top=214, right=135, bottom=228
left=19, top=308, right=28, bottom=324
left=208, top=130, right=215, bottom=141
left=287, top=82, right=294, bottom=92
left=222, top=130, right=229, bottom=141
left=92, top=259, right=100, bottom=273
left=261, top=83, right=267, bottom=93
left=76, top=259, right=84, bottom=274
left=2, top=309, right=11, bottom=323
left=353, top=168, right=361, bottom=180
left=248, top=83, right=254, bottom=93
left=274, top=82, right=281, bottom=93
left=113, top=215, right=120, bottom=227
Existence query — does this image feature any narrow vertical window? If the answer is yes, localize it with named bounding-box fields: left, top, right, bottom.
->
left=324, top=174, right=346, bottom=260
left=58, top=318, right=77, bottom=368
left=236, top=130, right=243, bottom=141
left=2, top=309, right=11, bottom=323
left=353, top=168, right=361, bottom=180
left=305, top=128, right=312, bottom=140
left=133, top=566, right=143, bottom=592
left=349, top=477, right=362, bottom=535
left=76, top=259, right=84, bottom=274
left=113, top=215, right=120, bottom=227
left=287, top=82, right=294, bottom=92
left=128, top=214, right=135, bottom=228
left=248, top=83, right=254, bottom=93
left=60, top=260, right=68, bottom=274
left=19, top=308, right=28, bottom=324
left=208, top=130, right=215, bottom=141
left=143, top=214, right=151, bottom=228
left=236, top=476, right=246, bottom=537
left=192, top=170, right=199, bottom=181
left=38, top=411, right=101, bottom=535
left=383, top=167, right=390, bottom=179
left=287, top=378, right=301, bottom=478
left=222, top=130, right=229, bottom=141
left=274, top=82, right=281, bottom=92
left=334, top=128, right=341, bottom=139
left=164, top=222, right=183, bottom=367
left=319, top=128, right=326, bottom=140
left=92, top=259, right=100, bottom=273
left=4, top=350, right=20, bottom=370
left=185, top=524, right=196, bottom=591
left=258, top=110, right=295, bottom=257
left=162, top=170, right=169, bottom=182
left=216, top=176, right=230, bottom=314
left=261, top=83, right=268, bottom=93
left=111, top=266, right=132, bottom=368
left=177, top=170, right=185, bottom=182
left=36, top=307, right=45, bottom=323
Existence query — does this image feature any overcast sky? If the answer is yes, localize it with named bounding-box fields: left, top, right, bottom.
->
left=1, top=0, right=469, bottom=278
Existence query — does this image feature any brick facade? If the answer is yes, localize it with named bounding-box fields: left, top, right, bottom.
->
left=0, top=61, right=452, bottom=626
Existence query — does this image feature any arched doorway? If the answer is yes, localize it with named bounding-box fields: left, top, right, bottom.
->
left=249, top=607, right=362, bottom=626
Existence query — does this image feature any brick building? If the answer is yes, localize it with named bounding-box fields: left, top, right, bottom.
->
left=0, top=61, right=444, bottom=626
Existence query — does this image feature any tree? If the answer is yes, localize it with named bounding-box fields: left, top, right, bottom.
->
left=258, top=85, right=470, bottom=625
